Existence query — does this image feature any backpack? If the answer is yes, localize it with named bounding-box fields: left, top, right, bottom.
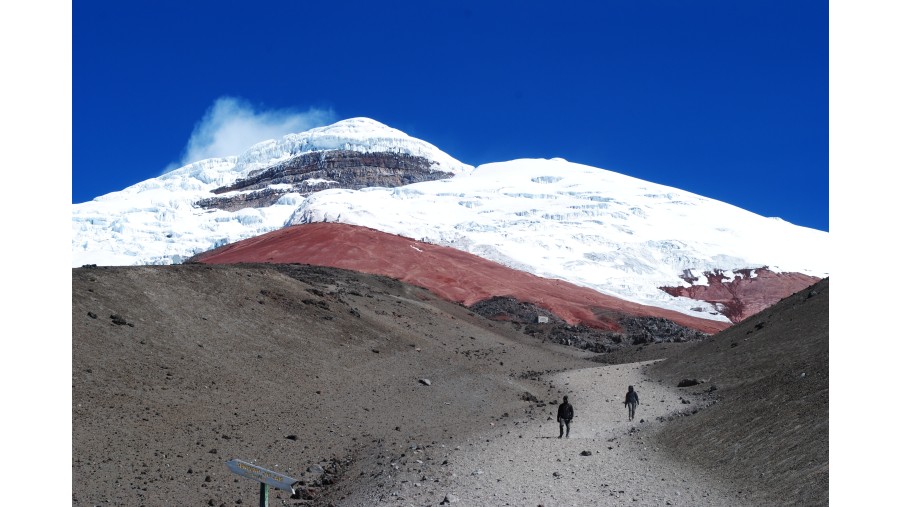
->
left=562, top=403, right=573, bottom=420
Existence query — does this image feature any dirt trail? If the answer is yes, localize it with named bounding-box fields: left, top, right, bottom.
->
left=337, top=360, right=755, bottom=506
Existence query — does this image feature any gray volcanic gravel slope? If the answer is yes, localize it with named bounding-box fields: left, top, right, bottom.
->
left=72, top=264, right=826, bottom=506
left=647, top=278, right=829, bottom=506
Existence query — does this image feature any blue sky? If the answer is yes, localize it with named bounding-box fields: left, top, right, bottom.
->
left=73, top=0, right=829, bottom=231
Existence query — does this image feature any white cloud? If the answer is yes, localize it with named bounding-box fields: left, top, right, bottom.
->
left=170, top=97, right=336, bottom=171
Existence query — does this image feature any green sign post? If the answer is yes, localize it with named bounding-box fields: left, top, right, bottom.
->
left=226, top=459, right=301, bottom=507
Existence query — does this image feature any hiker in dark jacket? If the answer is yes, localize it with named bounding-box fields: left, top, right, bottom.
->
left=557, top=395, right=574, bottom=438
left=624, top=385, right=639, bottom=421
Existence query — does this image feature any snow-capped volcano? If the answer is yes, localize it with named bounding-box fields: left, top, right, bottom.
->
left=288, top=157, right=827, bottom=318
left=72, top=118, right=471, bottom=265
left=72, top=118, right=828, bottom=323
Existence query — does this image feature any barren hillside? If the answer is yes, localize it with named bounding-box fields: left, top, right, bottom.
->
left=72, top=264, right=827, bottom=506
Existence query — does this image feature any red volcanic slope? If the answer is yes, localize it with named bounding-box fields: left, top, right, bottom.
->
left=191, top=223, right=729, bottom=334
left=660, top=269, right=821, bottom=323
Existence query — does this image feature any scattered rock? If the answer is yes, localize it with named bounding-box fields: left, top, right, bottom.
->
left=677, top=379, right=701, bottom=388
left=419, top=378, right=432, bottom=386
left=580, top=450, right=592, bottom=456
left=472, top=297, right=708, bottom=353
left=291, top=487, right=318, bottom=500
left=87, top=311, right=97, bottom=319
left=440, top=493, right=460, bottom=504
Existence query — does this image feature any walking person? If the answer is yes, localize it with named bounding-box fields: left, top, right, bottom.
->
left=557, top=395, right=574, bottom=438
left=624, top=385, right=639, bottom=421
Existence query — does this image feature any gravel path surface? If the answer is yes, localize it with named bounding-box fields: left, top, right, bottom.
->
left=335, top=361, right=753, bottom=506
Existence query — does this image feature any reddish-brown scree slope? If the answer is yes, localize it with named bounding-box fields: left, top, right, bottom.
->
left=660, top=268, right=820, bottom=323
left=189, top=222, right=729, bottom=334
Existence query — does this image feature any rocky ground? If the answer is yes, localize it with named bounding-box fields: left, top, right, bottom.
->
left=469, top=296, right=710, bottom=353
left=72, top=264, right=827, bottom=506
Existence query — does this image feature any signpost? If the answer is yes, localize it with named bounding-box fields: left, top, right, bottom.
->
left=226, top=459, right=301, bottom=507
